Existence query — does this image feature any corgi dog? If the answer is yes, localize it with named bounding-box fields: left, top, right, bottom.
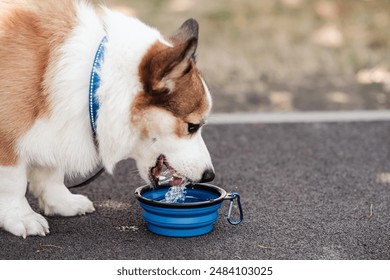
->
left=0, top=0, right=214, bottom=238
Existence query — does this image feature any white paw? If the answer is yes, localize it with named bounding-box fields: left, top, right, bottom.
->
left=40, top=192, right=95, bottom=217
left=1, top=199, right=49, bottom=238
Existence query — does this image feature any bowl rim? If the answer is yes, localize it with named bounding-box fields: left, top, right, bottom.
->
left=134, top=183, right=228, bottom=208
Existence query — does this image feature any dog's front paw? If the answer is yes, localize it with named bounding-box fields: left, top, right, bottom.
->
left=1, top=198, right=49, bottom=238
left=40, top=190, right=95, bottom=217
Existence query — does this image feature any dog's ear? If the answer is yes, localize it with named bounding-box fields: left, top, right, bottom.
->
left=170, top=18, right=199, bottom=47
left=142, top=19, right=199, bottom=95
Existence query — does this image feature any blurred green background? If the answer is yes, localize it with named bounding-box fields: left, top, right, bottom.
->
left=100, top=0, right=390, bottom=113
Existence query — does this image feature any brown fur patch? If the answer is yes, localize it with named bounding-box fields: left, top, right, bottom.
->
left=132, top=40, right=210, bottom=138
left=0, top=0, right=77, bottom=165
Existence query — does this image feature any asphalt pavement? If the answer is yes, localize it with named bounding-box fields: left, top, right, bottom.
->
left=1, top=120, right=390, bottom=259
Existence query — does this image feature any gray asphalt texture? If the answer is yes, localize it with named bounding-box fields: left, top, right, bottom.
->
left=1, top=122, right=390, bottom=260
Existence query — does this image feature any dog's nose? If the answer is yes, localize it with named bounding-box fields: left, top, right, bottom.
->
left=201, top=169, right=215, bottom=183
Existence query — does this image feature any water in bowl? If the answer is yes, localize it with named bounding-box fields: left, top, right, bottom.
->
left=162, top=185, right=187, bottom=203
left=147, top=186, right=218, bottom=204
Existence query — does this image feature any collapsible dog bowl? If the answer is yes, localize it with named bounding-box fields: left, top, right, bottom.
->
left=134, top=183, right=243, bottom=237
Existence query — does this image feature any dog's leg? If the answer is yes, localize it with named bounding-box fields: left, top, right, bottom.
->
left=0, top=162, right=49, bottom=238
left=28, top=167, right=95, bottom=216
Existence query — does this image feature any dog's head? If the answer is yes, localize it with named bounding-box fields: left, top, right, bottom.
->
left=130, top=19, right=214, bottom=186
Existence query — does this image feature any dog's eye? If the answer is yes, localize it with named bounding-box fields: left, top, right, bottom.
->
left=187, top=123, right=201, bottom=134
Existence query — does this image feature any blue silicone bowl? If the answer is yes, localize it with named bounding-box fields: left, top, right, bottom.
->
left=134, top=183, right=243, bottom=237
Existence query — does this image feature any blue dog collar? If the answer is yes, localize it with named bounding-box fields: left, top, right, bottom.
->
left=89, top=36, right=108, bottom=135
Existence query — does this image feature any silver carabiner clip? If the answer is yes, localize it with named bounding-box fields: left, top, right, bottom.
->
left=226, top=192, right=243, bottom=225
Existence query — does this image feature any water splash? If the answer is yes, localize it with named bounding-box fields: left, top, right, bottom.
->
left=164, top=185, right=187, bottom=203
left=158, top=169, right=188, bottom=203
